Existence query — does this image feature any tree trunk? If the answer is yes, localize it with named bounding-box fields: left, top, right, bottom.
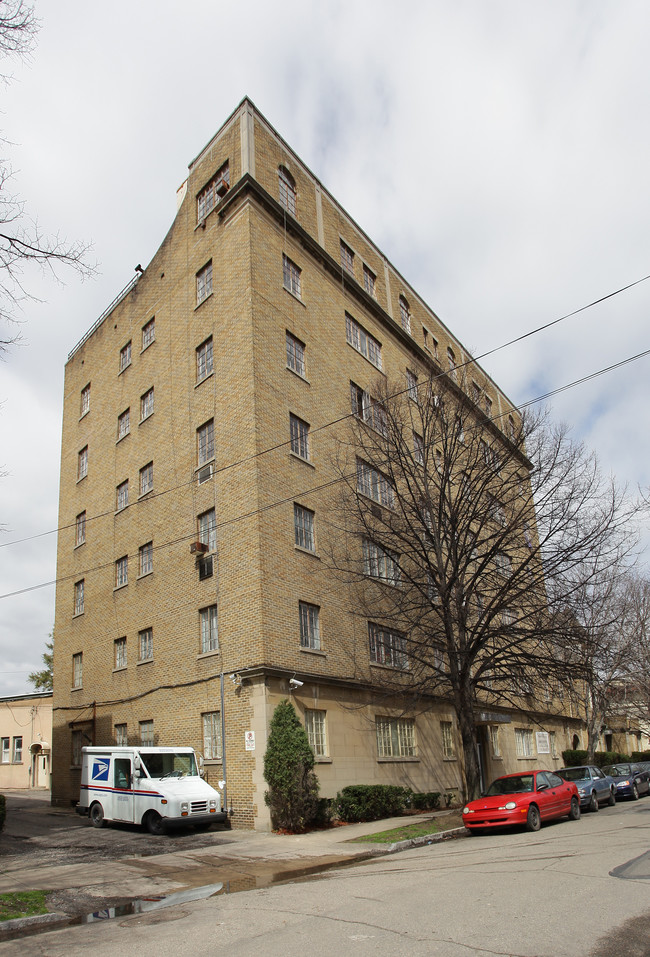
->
left=456, top=690, right=481, bottom=801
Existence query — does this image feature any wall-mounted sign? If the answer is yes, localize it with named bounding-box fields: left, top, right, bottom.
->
left=245, top=731, right=255, bottom=751
left=536, top=732, right=550, bottom=754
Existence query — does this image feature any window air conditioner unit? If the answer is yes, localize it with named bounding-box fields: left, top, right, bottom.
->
left=190, top=541, right=209, bottom=554
left=197, top=463, right=214, bottom=485
left=215, top=177, right=229, bottom=197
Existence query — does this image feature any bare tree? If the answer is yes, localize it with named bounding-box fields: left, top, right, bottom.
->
left=0, top=1, right=93, bottom=355
left=331, top=369, right=643, bottom=800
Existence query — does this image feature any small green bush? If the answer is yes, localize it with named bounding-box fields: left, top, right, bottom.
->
left=562, top=749, right=630, bottom=769
left=0, top=794, right=5, bottom=833
left=335, top=784, right=411, bottom=823
left=411, top=791, right=441, bottom=811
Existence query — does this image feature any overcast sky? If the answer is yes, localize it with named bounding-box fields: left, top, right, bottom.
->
left=1, top=0, right=650, bottom=696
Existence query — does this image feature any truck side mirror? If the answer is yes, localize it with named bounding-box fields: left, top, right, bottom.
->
left=133, top=756, right=141, bottom=771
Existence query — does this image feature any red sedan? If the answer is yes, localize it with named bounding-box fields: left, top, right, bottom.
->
left=462, top=770, right=581, bottom=833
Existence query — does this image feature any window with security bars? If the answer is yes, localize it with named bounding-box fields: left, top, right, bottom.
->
left=299, top=602, right=320, bottom=650
left=363, top=264, right=376, bottom=297
left=117, top=408, right=130, bottom=440
left=515, top=728, right=534, bottom=757
left=278, top=166, right=297, bottom=216
left=305, top=709, right=327, bottom=756
left=142, top=317, right=155, bottom=350
left=196, top=261, right=213, bottom=304
left=139, top=542, right=153, bottom=576
left=286, top=331, right=306, bottom=377
left=115, top=555, right=128, bottom=588
left=139, top=462, right=153, bottom=496
left=200, top=605, right=218, bottom=653
left=350, top=382, right=386, bottom=433
left=376, top=716, right=415, bottom=758
left=399, top=295, right=411, bottom=333
left=74, top=580, right=84, bottom=616
left=78, top=446, right=88, bottom=481
left=197, top=419, right=215, bottom=466
left=139, top=721, right=154, bottom=746
left=203, top=711, right=222, bottom=759
left=290, top=414, right=310, bottom=460
left=294, top=504, right=315, bottom=551
left=80, top=383, right=90, bottom=417
left=282, top=254, right=301, bottom=298
left=345, top=313, right=382, bottom=369
left=116, top=480, right=128, bottom=511
left=119, top=341, right=132, bottom=373
left=114, top=637, right=127, bottom=669
left=115, top=724, right=128, bottom=746
left=140, top=387, right=154, bottom=421
left=196, top=336, right=213, bottom=382
left=340, top=239, right=354, bottom=274
left=368, top=623, right=407, bottom=669
left=363, top=540, right=400, bottom=585
left=357, top=458, right=394, bottom=507
left=197, top=162, right=229, bottom=221
left=441, top=721, right=455, bottom=758
left=72, top=652, right=83, bottom=688
left=75, top=511, right=86, bottom=547
left=198, top=509, right=217, bottom=552
left=139, top=628, right=153, bottom=661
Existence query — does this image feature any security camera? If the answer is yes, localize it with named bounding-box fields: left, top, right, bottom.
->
left=230, top=673, right=241, bottom=684
left=289, top=678, right=303, bottom=688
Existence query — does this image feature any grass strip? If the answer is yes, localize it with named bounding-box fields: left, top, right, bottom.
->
left=350, top=811, right=465, bottom=844
left=0, top=891, right=49, bottom=922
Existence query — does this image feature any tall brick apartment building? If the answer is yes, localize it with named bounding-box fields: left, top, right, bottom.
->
left=52, top=99, right=583, bottom=828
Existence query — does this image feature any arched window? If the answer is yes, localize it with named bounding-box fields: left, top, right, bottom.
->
left=399, top=295, right=411, bottom=333
left=278, top=166, right=296, bottom=216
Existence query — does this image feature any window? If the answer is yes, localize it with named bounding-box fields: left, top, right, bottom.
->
left=196, top=261, right=213, bottom=305
left=115, top=724, right=128, bottom=746
left=484, top=394, right=493, bottom=418
left=197, top=162, right=229, bottom=220
left=13, top=737, right=24, bottom=765
left=142, top=317, right=155, bottom=350
left=115, top=555, right=128, bottom=588
left=203, top=711, right=222, bottom=759
left=413, top=432, right=424, bottom=465
left=139, top=541, right=153, bottom=576
left=197, top=419, right=215, bottom=466
left=407, top=369, right=418, bottom=403
left=139, top=721, right=154, bottom=747
left=305, top=709, right=327, bottom=757
left=139, top=461, right=153, bottom=496
left=363, top=540, right=400, bottom=585
left=369, top=623, right=408, bottom=669
left=200, top=605, right=219, bottom=653
left=376, top=716, right=415, bottom=758
left=72, top=652, right=83, bottom=688
left=139, top=628, right=153, bottom=661
left=198, top=555, right=213, bottom=580
left=294, top=504, right=315, bottom=552
left=490, top=725, right=501, bottom=757
left=399, top=295, right=411, bottom=333
left=75, top=511, right=86, bottom=547
left=196, top=336, right=213, bottom=382
left=363, top=264, right=376, bottom=297
left=357, top=458, right=394, bottom=507
left=447, top=347, right=456, bottom=381
left=140, top=387, right=154, bottom=421
left=515, top=728, right=534, bottom=757
left=340, top=239, right=354, bottom=274
left=282, top=254, right=302, bottom=298
left=119, top=341, right=132, bottom=373
left=441, top=721, right=456, bottom=758
left=286, top=331, right=306, bottom=377
left=290, top=414, right=310, bottom=460
left=116, top=480, right=129, bottom=511
left=0, top=738, right=9, bottom=763
left=488, top=495, right=506, bottom=526
left=346, top=313, right=382, bottom=369
left=278, top=166, right=296, bottom=215
left=74, top=580, right=84, bottom=616
left=494, top=551, right=512, bottom=577
left=71, top=730, right=82, bottom=766
left=299, top=601, right=320, bottom=650
left=350, top=382, right=386, bottom=433
left=508, top=415, right=516, bottom=442
left=471, top=381, right=481, bottom=405
left=80, top=383, right=90, bottom=417
left=77, top=446, right=88, bottom=481
left=549, top=731, right=558, bottom=757
left=114, top=637, right=127, bottom=669
left=198, top=508, right=217, bottom=552
left=480, top=439, right=500, bottom=472
left=117, top=408, right=130, bottom=440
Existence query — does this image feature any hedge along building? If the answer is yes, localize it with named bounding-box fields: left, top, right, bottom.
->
left=51, top=99, right=584, bottom=828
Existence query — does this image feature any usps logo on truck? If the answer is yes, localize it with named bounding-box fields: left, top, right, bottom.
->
left=91, top=758, right=110, bottom=782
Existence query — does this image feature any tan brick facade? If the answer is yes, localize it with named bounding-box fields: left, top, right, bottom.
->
left=52, top=99, right=581, bottom=829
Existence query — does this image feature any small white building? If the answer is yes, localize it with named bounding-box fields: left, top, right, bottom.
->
left=0, top=692, right=53, bottom=789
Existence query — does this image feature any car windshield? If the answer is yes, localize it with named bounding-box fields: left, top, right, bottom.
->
left=560, top=767, right=589, bottom=782
left=485, top=775, right=534, bottom=795
left=139, top=751, right=198, bottom=778
left=604, top=764, right=631, bottom=776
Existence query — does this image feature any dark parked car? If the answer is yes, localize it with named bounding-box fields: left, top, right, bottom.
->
left=602, top=763, right=650, bottom=800
left=557, top=766, right=616, bottom=811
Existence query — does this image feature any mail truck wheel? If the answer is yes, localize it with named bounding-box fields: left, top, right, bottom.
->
left=89, top=803, right=104, bottom=828
left=145, top=811, right=165, bottom=835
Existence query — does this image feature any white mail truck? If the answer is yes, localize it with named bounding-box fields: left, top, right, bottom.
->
left=76, top=746, right=230, bottom=834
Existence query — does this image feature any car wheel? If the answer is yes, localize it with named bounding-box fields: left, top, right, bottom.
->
left=607, top=789, right=616, bottom=807
left=632, top=784, right=639, bottom=800
left=525, top=805, right=541, bottom=832
left=568, top=796, right=580, bottom=821
left=89, top=802, right=104, bottom=828
left=589, top=791, right=598, bottom=812
left=145, top=811, right=165, bottom=835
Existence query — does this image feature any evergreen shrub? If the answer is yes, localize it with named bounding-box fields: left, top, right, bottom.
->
left=263, top=699, right=320, bottom=832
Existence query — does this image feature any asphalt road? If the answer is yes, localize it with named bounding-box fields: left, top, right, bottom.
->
left=2, top=792, right=649, bottom=956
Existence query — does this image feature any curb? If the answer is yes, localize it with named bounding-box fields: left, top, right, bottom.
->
left=381, top=825, right=469, bottom=855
